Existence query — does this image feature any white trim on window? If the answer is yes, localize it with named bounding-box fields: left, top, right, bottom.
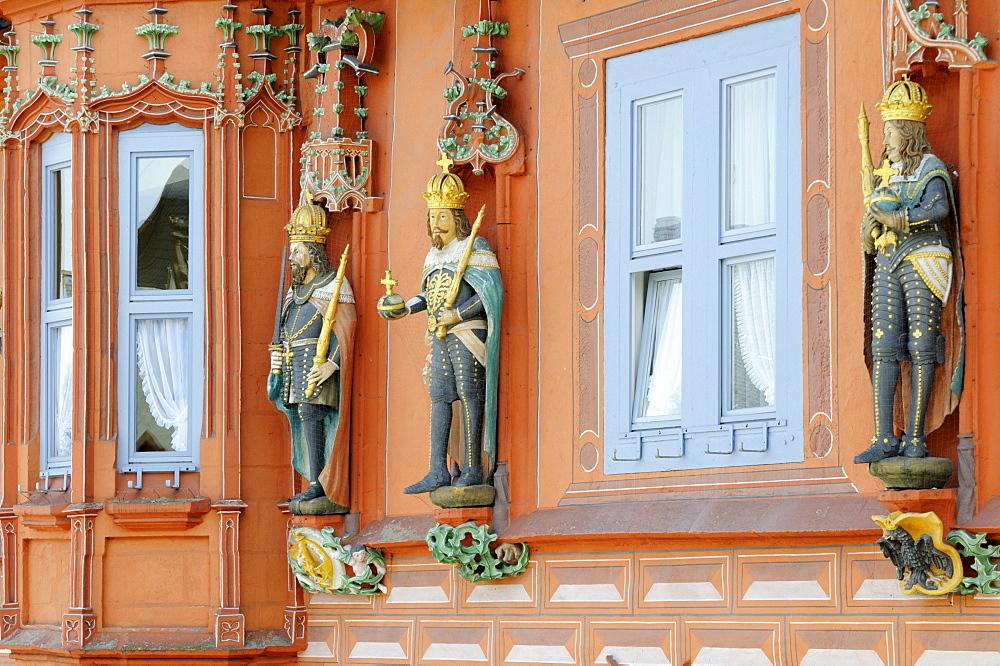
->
left=40, top=133, right=73, bottom=477
left=604, top=15, right=803, bottom=474
left=117, top=124, right=204, bottom=473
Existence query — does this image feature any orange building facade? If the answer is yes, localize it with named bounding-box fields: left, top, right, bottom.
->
left=1, top=0, right=1000, bottom=664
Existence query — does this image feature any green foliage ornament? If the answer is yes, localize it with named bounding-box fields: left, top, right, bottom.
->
left=947, top=529, right=1000, bottom=594
left=287, top=526, right=387, bottom=596
left=426, top=521, right=529, bottom=582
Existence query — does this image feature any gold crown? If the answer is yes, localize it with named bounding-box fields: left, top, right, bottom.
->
left=285, top=190, right=330, bottom=243
left=422, top=153, right=470, bottom=210
left=877, top=75, right=932, bottom=123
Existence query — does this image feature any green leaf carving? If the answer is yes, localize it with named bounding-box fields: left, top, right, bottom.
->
left=948, top=528, right=1000, bottom=595
left=425, top=522, right=529, bottom=582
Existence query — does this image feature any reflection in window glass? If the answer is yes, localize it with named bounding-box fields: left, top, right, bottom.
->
left=729, top=257, right=775, bottom=410
left=135, top=318, right=189, bottom=452
left=636, top=273, right=682, bottom=419
left=726, top=73, right=775, bottom=230
left=53, top=168, right=73, bottom=299
left=135, top=156, right=190, bottom=290
left=52, top=324, right=73, bottom=459
left=637, top=95, right=683, bottom=246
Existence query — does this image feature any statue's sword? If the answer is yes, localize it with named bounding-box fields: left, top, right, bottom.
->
left=436, top=205, right=487, bottom=340
left=268, top=245, right=288, bottom=375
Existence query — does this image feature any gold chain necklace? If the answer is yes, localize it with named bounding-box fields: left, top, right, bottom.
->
left=293, top=272, right=334, bottom=304
left=285, top=308, right=322, bottom=342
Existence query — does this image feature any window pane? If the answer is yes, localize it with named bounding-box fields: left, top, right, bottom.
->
left=726, top=73, right=775, bottom=230
left=53, top=168, right=73, bottom=300
left=729, top=257, right=775, bottom=410
left=51, top=324, right=73, bottom=459
left=637, top=95, right=683, bottom=246
left=636, top=275, right=682, bottom=418
left=135, top=156, right=190, bottom=290
left=135, top=318, right=189, bottom=452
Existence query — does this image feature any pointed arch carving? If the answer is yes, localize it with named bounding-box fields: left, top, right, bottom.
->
left=3, top=90, right=75, bottom=145
left=241, top=83, right=301, bottom=133
left=89, top=79, right=219, bottom=128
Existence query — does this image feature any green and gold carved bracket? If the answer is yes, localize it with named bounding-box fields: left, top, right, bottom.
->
left=287, top=526, right=387, bottom=595
left=426, top=521, right=528, bottom=582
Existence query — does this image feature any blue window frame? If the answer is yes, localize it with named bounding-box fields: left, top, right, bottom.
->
left=117, top=124, right=204, bottom=473
left=604, top=15, right=804, bottom=473
left=40, top=133, right=74, bottom=478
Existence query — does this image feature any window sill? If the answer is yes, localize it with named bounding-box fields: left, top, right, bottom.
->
left=103, top=497, right=211, bottom=530
left=12, top=494, right=74, bottom=531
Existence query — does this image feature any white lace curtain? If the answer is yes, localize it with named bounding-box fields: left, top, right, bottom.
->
left=136, top=318, right=189, bottom=451
left=642, top=277, right=683, bottom=418
left=640, top=96, right=683, bottom=244
left=727, top=73, right=775, bottom=230
left=731, top=259, right=776, bottom=406
left=54, top=325, right=73, bottom=458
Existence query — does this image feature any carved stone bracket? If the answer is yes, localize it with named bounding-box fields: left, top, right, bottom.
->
left=873, top=510, right=962, bottom=596
left=287, top=526, right=386, bottom=596
left=438, top=0, right=525, bottom=175
left=426, top=521, right=528, bottom=582
left=884, top=0, right=992, bottom=79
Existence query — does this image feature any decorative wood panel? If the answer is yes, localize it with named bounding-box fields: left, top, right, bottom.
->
left=543, top=558, right=631, bottom=612
left=788, top=618, right=894, bottom=665
left=736, top=551, right=837, bottom=610
left=637, top=555, right=729, bottom=611
left=343, top=619, right=413, bottom=664
left=417, top=619, right=493, bottom=665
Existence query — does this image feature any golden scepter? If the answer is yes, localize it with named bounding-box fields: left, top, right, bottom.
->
left=859, top=103, right=876, bottom=205
left=306, top=245, right=349, bottom=398
left=436, top=205, right=486, bottom=340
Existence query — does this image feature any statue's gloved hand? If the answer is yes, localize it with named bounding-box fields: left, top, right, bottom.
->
left=868, top=205, right=908, bottom=232
left=436, top=308, right=460, bottom=327
left=861, top=213, right=879, bottom=255
left=269, top=349, right=282, bottom=371
left=306, top=360, right=339, bottom=387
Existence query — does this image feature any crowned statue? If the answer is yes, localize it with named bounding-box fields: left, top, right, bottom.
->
left=268, top=193, right=356, bottom=515
left=378, top=155, right=504, bottom=507
left=855, top=76, right=964, bottom=466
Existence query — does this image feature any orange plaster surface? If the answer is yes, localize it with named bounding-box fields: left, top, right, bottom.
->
left=1, top=0, right=1000, bottom=662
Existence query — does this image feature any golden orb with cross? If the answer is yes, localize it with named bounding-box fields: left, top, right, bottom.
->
left=423, top=152, right=470, bottom=210
left=376, top=269, right=408, bottom=320
left=870, top=158, right=903, bottom=212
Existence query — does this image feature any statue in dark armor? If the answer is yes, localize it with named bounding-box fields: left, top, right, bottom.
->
left=855, top=76, right=964, bottom=464
left=378, top=156, right=503, bottom=503
left=268, top=195, right=356, bottom=514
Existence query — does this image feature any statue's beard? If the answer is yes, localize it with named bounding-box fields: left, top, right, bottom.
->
left=431, top=233, right=445, bottom=250
left=290, top=262, right=309, bottom=285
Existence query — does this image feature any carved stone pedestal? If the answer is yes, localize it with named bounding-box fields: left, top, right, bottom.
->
left=869, top=456, right=953, bottom=490
left=877, top=488, right=957, bottom=527
left=434, top=506, right=493, bottom=527
left=430, top=484, right=496, bottom=509
left=291, top=512, right=346, bottom=533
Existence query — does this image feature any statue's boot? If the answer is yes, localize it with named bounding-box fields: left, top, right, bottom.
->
left=404, top=402, right=452, bottom=494
left=855, top=358, right=901, bottom=463
left=901, top=362, right=935, bottom=458
left=455, top=397, right=484, bottom=487
left=291, top=482, right=325, bottom=502
left=292, top=407, right=330, bottom=501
